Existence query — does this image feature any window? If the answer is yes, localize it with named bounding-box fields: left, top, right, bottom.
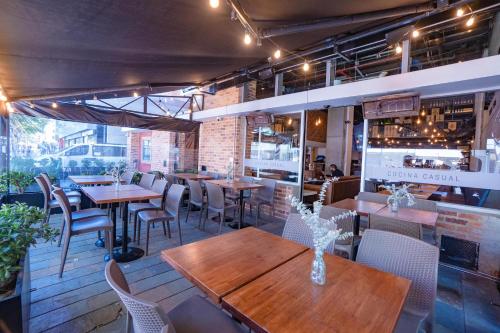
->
left=64, top=145, right=89, bottom=156
left=93, top=145, right=127, bottom=157
left=142, top=139, right=151, bottom=161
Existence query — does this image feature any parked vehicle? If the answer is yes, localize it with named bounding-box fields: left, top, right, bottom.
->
left=35, top=144, right=127, bottom=169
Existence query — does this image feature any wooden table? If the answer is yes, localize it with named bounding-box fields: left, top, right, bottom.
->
left=161, top=227, right=308, bottom=303
left=205, top=179, right=264, bottom=228
left=222, top=250, right=411, bottom=333
left=82, top=184, right=162, bottom=262
left=174, top=173, right=213, bottom=181
left=375, top=206, right=439, bottom=227
left=69, top=175, right=116, bottom=185
left=329, top=198, right=387, bottom=235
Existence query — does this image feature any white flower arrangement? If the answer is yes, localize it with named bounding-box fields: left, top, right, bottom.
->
left=288, top=178, right=357, bottom=285
left=106, top=162, right=131, bottom=186
left=379, top=183, right=416, bottom=209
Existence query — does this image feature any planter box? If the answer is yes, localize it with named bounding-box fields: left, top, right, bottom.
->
left=4, top=192, right=45, bottom=209
left=0, top=251, right=31, bottom=333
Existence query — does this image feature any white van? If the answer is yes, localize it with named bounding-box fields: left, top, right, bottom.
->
left=53, top=143, right=127, bottom=168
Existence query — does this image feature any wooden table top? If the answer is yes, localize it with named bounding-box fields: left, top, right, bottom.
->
left=375, top=206, right=439, bottom=227
left=81, top=184, right=162, bottom=204
left=174, top=173, right=213, bottom=181
left=222, top=250, right=410, bottom=333
left=205, top=179, right=264, bottom=191
left=330, top=198, right=386, bottom=217
left=161, top=227, right=308, bottom=303
left=69, top=175, right=116, bottom=185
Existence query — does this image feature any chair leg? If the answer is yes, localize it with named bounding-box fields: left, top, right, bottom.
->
left=185, top=202, right=191, bottom=224
left=59, top=233, right=71, bottom=278
left=137, top=219, right=141, bottom=245
left=57, top=217, right=65, bottom=247
left=218, top=213, right=224, bottom=234
left=166, top=220, right=171, bottom=238
left=162, top=221, right=167, bottom=236
left=255, top=204, right=260, bottom=227
left=198, top=205, right=203, bottom=229
left=46, top=208, right=52, bottom=225
left=132, top=212, right=137, bottom=242
left=146, top=222, right=151, bottom=256
left=177, top=218, right=183, bottom=245
left=126, top=310, right=132, bottom=333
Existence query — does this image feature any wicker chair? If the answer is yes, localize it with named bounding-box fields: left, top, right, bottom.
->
left=282, top=213, right=335, bottom=255
left=129, top=179, right=168, bottom=243
left=105, top=260, right=244, bottom=333
left=185, top=179, right=206, bottom=228
left=121, top=171, right=134, bottom=185
left=139, top=173, right=156, bottom=189
left=356, top=229, right=439, bottom=333
left=243, top=178, right=276, bottom=226
left=35, top=176, right=81, bottom=225
left=320, top=206, right=359, bottom=259
left=369, top=213, right=423, bottom=240
left=204, top=182, right=236, bottom=233
left=356, top=191, right=389, bottom=204
left=53, top=188, right=112, bottom=278
left=137, top=184, right=185, bottom=254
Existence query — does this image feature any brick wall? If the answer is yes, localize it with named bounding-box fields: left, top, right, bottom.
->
left=127, top=132, right=142, bottom=168
left=436, top=206, right=500, bottom=278
left=203, top=86, right=241, bottom=109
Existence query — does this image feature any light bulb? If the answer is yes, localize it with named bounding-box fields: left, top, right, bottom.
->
left=416, top=119, right=421, bottom=125
left=51, top=102, right=58, bottom=108
left=6, top=102, right=14, bottom=113
left=412, top=30, right=420, bottom=38
left=243, top=32, right=252, bottom=45
left=133, top=92, right=139, bottom=97
left=0, top=94, right=6, bottom=102
left=456, top=8, right=464, bottom=17
left=395, top=44, right=402, bottom=54
left=303, top=62, right=310, bottom=71
left=209, top=0, right=219, bottom=9
left=466, top=16, right=475, bottom=27
left=274, top=49, right=281, bottom=59
left=420, top=110, right=426, bottom=116
left=287, top=118, right=292, bottom=125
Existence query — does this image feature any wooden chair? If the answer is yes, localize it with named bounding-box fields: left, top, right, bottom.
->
left=35, top=176, right=81, bottom=225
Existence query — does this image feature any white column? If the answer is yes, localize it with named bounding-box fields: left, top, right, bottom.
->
left=343, top=106, right=354, bottom=175
left=360, top=119, right=369, bottom=192
left=401, top=39, right=411, bottom=73
left=274, top=73, right=283, bottom=96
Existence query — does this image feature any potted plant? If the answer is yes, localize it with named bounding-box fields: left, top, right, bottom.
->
left=0, top=202, right=58, bottom=333
left=379, top=183, right=416, bottom=212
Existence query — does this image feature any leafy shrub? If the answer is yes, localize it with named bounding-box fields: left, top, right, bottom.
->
left=0, top=171, right=35, bottom=194
left=10, top=157, right=36, bottom=174
left=0, top=203, right=57, bottom=292
left=68, top=160, right=78, bottom=169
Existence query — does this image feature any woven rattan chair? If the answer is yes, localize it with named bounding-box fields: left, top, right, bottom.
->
left=35, top=176, right=81, bottom=225
left=319, top=206, right=359, bottom=259
left=369, top=213, right=423, bottom=240
left=204, top=182, right=236, bottom=233
left=137, top=184, right=185, bottom=254
left=105, top=260, right=244, bottom=333
left=243, top=178, right=276, bottom=226
left=282, top=213, right=335, bottom=254
left=139, top=173, right=156, bottom=189
left=129, top=179, right=168, bottom=243
left=121, top=171, right=134, bottom=185
left=356, top=229, right=439, bottom=333
left=356, top=191, right=389, bottom=204
left=53, top=188, right=112, bottom=278
left=185, top=179, right=206, bottom=228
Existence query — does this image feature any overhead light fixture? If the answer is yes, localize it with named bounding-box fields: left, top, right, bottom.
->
left=416, top=119, right=421, bottom=125
left=51, top=102, right=58, bottom=108
left=428, top=121, right=433, bottom=126
left=274, top=49, right=281, bottom=59
left=0, top=94, right=6, bottom=102
left=420, top=110, right=426, bottom=116
left=466, top=16, right=475, bottom=27
left=395, top=44, right=402, bottom=54
left=209, top=0, right=219, bottom=9
left=456, top=8, right=464, bottom=17
left=303, top=61, right=310, bottom=72
left=418, top=142, right=422, bottom=146
left=243, top=32, right=252, bottom=45
left=412, top=30, right=420, bottom=38
left=133, top=92, right=139, bottom=97
left=6, top=102, right=14, bottom=113
left=287, top=117, right=292, bottom=126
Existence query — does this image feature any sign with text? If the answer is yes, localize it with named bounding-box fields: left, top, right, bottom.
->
left=244, top=158, right=299, bottom=173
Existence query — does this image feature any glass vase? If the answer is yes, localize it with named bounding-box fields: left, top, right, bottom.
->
left=390, top=200, right=399, bottom=212
left=311, top=250, right=326, bottom=285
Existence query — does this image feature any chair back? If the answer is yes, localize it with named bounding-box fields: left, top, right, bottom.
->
left=166, top=174, right=177, bottom=188
left=319, top=206, right=354, bottom=245
left=400, top=197, right=437, bottom=212
left=165, top=184, right=184, bottom=217
left=205, top=182, right=225, bottom=210
left=357, top=229, right=438, bottom=317
left=187, top=180, right=203, bottom=205
left=35, top=176, right=51, bottom=209
left=52, top=188, right=73, bottom=226
left=282, top=213, right=334, bottom=254
left=121, top=171, right=134, bottom=185
left=369, top=214, right=422, bottom=239
left=255, top=178, right=276, bottom=203
left=40, top=173, right=54, bottom=198
left=105, top=260, right=171, bottom=333
left=139, top=173, right=156, bottom=189
left=356, top=191, right=389, bottom=204
left=150, top=179, right=168, bottom=209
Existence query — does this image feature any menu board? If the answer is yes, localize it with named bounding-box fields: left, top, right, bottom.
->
left=363, top=93, right=420, bottom=119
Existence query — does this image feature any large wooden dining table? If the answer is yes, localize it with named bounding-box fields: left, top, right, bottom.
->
left=204, top=179, right=264, bottom=228
left=174, top=173, right=213, bottom=181
left=82, top=184, right=162, bottom=262
left=375, top=206, right=439, bottom=227
left=162, top=228, right=410, bottom=333
left=329, top=198, right=387, bottom=235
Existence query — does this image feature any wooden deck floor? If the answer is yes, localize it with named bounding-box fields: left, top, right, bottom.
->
left=28, top=208, right=499, bottom=333
left=28, top=207, right=284, bottom=333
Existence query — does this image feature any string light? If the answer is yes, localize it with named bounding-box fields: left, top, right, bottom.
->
left=287, top=118, right=292, bottom=126
left=274, top=49, right=281, bottom=59
left=416, top=119, right=421, bottom=125
left=395, top=44, right=402, bottom=54
left=412, top=30, right=420, bottom=38
left=428, top=121, right=433, bottom=126
left=456, top=8, right=464, bottom=17
left=209, top=0, right=219, bottom=9
left=6, top=102, right=14, bottom=113
left=303, top=61, right=310, bottom=72
left=51, top=102, right=58, bottom=108
left=133, top=92, right=139, bottom=97
left=420, top=111, right=426, bottom=116
left=465, top=16, right=475, bottom=27
left=0, top=93, right=6, bottom=102
left=243, top=32, right=252, bottom=45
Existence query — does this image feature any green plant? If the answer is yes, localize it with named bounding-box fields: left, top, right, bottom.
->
left=4, top=171, right=35, bottom=194
left=68, top=160, right=78, bottom=169
left=93, top=159, right=105, bottom=169
left=0, top=202, right=57, bottom=293
left=10, top=157, right=36, bottom=174
left=131, top=172, right=142, bottom=184
left=81, top=158, right=92, bottom=169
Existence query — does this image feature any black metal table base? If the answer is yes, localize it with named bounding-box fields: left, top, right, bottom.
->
left=104, top=247, right=144, bottom=263
left=228, top=222, right=252, bottom=229
left=95, top=236, right=131, bottom=248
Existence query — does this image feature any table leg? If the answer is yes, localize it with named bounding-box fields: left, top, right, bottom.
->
left=354, top=215, right=361, bottom=236
left=108, top=202, right=144, bottom=263
left=228, top=190, right=251, bottom=229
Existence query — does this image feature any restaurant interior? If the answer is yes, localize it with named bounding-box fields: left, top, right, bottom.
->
left=0, top=1, right=499, bottom=333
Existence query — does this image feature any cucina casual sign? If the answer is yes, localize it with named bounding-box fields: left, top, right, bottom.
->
left=365, top=167, right=500, bottom=190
